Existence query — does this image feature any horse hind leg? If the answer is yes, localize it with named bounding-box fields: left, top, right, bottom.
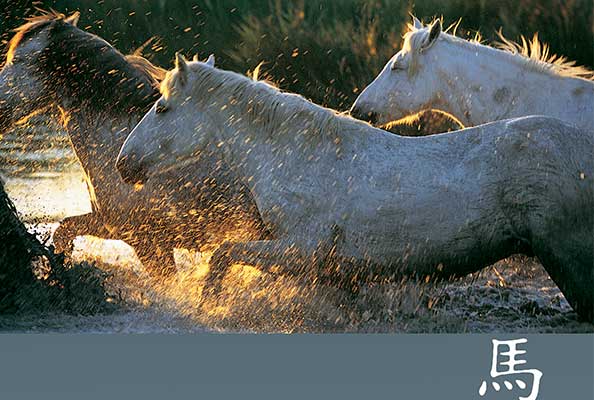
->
left=517, top=174, right=593, bottom=322
left=521, top=187, right=594, bottom=323
left=502, top=119, right=593, bottom=322
left=530, top=224, right=593, bottom=322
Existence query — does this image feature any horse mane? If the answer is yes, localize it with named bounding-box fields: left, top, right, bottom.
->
left=5, top=9, right=65, bottom=64
left=494, top=30, right=594, bottom=80
left=165, top=62, right=375, bottom=141
left=125, top=54, right=166, bottom=87
left=6, top=9, right=166, bottom=108
left=125, top=36, right=166, bottom=85
left=406, top=16, right=594, bottom=81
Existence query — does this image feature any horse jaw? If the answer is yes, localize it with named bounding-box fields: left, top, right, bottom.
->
left=351, top=63, right=429, bottom=126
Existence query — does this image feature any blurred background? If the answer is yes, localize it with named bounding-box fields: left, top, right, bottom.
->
left=2, top=0, right=593, bottom=110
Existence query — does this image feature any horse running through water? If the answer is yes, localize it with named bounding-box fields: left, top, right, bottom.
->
left=351, top=16, right=594, bottom=130
left=0, top=11, right=267, bottom=276
left=117, top=55, right=593, bottom=321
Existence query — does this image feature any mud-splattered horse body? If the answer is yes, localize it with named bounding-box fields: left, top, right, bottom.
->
left=119, top=57, right=593, bottom=321
left=0, top=11, right=267, bottom=275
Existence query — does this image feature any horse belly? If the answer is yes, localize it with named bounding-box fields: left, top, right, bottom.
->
left=336, top=170, right=512, bottom=278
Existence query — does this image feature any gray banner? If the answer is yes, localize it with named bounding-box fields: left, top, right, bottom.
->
left=0, top=334, right=592, bottom=399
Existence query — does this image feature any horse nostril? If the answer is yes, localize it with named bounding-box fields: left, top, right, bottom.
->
left=116, top=155, right=148, bottom=185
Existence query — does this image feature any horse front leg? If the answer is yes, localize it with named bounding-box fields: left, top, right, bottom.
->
left=203, top=230, right=341, bottom=298
left=52, top=212, right=110, bottom=257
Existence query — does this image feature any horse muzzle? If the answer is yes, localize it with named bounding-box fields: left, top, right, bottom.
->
left=350, top=104, right=378, bottom=125
left=116, top=154, right=149, bottom=185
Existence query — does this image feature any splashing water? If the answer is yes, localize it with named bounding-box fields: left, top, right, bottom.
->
left=1, top=120, right=591, bottom=333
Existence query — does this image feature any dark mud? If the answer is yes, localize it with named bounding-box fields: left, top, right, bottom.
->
left=0, top=182, right=114, bottom=317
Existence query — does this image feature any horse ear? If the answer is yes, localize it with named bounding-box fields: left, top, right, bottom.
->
left=175, top=52, right=189, bottom=85
left=206, top=54, right=215, bottom=67
left=411, top=14, right=423, bottom=30
left=422, top=20, right=442, bottom=50
left=192, top=54, right=199, bottom=62
left=64, top=11, right=80, bottom=26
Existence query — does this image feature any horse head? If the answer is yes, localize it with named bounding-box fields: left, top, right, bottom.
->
left=117, top=53, right=218, bottom=184
left=0, top=9, right=164, bottom=135
left=350, top=16, right=443, bottom=126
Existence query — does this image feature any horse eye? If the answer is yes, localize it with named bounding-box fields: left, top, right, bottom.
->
left=155, top=101, right=168, bottom=114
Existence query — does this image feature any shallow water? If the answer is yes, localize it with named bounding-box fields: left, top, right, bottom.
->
left=1, top=121, right=592, bottom=333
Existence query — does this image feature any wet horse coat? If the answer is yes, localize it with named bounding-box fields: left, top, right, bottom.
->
left=118, top=57, right=593, bottom=321
left=0, top=11, right=267, bottom=275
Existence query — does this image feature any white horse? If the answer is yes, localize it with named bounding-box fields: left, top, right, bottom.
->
left=351, top=17, right=594, bottom=131
left=0, top=11, right=267, bottom=276
left=117, top=55, right=593, bottom=321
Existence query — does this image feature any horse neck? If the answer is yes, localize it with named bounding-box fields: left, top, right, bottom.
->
left=213, top=96, right=366, bottom=191
left=213, top=102, right=303, bottom=183
left=46, top=54, right=157, bottom=211
left=428, top=39, right=587, bottom=126
left=63, top=108, right=140, bottom=211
